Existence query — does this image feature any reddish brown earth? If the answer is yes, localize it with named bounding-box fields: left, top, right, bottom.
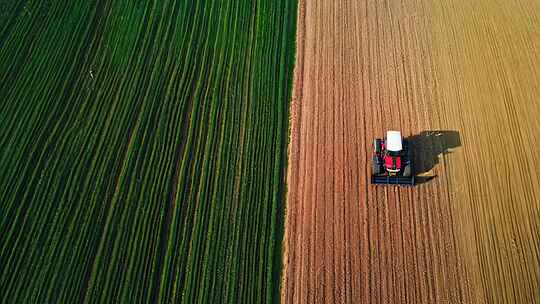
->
left=283, top=0, right=540, bottom=303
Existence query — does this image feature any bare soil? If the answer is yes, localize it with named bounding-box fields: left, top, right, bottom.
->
left=283, top=0, right=540, bottom=303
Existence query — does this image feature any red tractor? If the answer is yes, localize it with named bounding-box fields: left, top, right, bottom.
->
left=371, top=131, right=415, bottom=185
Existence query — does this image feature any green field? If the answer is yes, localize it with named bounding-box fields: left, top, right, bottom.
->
left=0, top=0, right=297, bottom=302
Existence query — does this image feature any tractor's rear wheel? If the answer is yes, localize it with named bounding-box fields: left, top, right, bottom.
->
left=403, top=164, right=412, bottom=177
left=372, top=156, right=381, bottom=175
left=374, top=139, right=382, bottom=154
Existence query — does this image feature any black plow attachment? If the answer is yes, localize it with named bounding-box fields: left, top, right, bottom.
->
left=371, top=175, right=415, bottom=186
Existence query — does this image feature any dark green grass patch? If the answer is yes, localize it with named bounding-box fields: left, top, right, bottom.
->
left=0, top=0, right=297, bottom=302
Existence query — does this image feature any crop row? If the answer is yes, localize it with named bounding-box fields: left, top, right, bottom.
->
left=0, top=0, right=297, bottom=302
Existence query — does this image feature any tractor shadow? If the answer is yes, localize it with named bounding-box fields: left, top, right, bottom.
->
left=405, top=130, right=461, bottom=184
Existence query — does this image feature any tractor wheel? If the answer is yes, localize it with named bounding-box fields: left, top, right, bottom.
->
left=372, top=157, right=381, bottom=175
left=403, top=164, right=412, bottom=177
left=374, top=139, right=382, bottom=154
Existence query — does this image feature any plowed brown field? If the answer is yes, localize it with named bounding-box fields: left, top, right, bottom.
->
left=283, top=1, right=540, bottom=303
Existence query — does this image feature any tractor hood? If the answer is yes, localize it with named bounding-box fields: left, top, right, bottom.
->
left=386, top=131, right=403, bottom=152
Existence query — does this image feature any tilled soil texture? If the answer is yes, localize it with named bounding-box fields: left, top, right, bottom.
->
left=433, top=1, right=540, bottom=303
left=283, top=0, right=540, bottom=303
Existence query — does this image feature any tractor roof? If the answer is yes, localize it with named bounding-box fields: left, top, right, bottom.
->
left=386, top=131, right=402, bottom=152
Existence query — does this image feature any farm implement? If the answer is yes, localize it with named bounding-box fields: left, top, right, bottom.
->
left=371, top=131, right=415, bottom=186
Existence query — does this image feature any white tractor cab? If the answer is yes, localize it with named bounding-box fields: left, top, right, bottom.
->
left=372, top=130, right=415, bottom=185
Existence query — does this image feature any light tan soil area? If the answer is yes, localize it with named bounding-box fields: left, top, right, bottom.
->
left=283, top=0, right=540, bottom=303
left=432, top=1, right=540, bottom=302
